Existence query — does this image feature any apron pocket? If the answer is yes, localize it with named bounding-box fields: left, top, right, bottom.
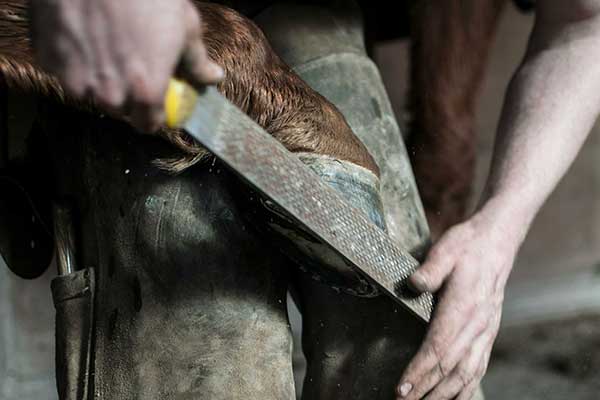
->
left=51, top=268, right=95, bottom=400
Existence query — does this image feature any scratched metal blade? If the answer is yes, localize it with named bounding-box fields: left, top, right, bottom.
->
left=183, top=87, right=434, bottom=322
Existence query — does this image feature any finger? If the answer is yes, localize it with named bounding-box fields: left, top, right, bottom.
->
left=421, top=361, right=475, bottom=400
left=397, top=338, right=444, bottom=399
left=128, top=80, right=164, bottom=133
left=179, top=3, right=224, bottom=86
left=180, top=38, right=224, bottom=86
left=422, top=360, right=476, bottom=399
left=398, top=364, right=443, bottom=400
left=425, top=310, right=490, bottom=384
left=89, top=17, right=126, bottom=110
left=95, top=69, right=127, bottom=112
left=127, top=61, right=165, bottom=133
left=398, top=286, right=471, bottom=398
left=422, top=372, right=464, bottom=400
left=58, top=59, right=92, bottom=99
left=130, top=101, right=164, bottom=134
left=409, top=244, right=455, bottom=293
left=93, top=52, right=126, bottom=111
left=423, top=332, right=489, bottom=400
left=455, top=381, right=479, bottom=400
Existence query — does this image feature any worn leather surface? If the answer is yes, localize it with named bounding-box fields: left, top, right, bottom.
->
left=43, top=107, right=296, bottom=399
left=256, top=3, right=485, bottom=399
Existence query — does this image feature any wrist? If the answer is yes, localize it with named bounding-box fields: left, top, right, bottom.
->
left=471, top=193, right=534, bottom=254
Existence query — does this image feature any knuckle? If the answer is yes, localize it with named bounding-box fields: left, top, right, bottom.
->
left=457, top=220, right=477, bottom=238
left=138, top=93, right=161, bottom=110
left=428, top=244, right=448, bottom=263
left=428, top=343, right=450, bottom=377
left=425, top=263, right=444, bottom=280
left=417, top=266, right=441, bottom=289
left=96, top=86, right=125, bottom=108
left=127, top=73, right=162, bottom=109
left=96, top=72, right=126, bottom=108
left=67, top=75, right=92, bottom=99
left=131, top=83, right=159, bottom=106
left=427, top=243, right=442, bottom=257
left=439, top=359, right=454, bottom=379
left=411, top=270, right=428, bottom=286
left=125, top=60, right=147, bottom=93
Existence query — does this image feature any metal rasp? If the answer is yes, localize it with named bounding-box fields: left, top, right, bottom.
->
left=165, top=81, right=434, bottom=323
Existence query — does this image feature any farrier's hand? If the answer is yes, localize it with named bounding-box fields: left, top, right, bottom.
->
left=396, top=208, right=520, bottom=400
left=29, top=0, right=223, bottom=132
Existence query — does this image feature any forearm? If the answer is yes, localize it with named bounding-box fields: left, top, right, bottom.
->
left=478, top=8, right=600, bottom=245
left=400, top=6, right=600, bottom=398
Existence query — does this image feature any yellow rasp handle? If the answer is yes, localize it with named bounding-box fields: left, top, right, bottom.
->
left=164, top=78, right=199, bottom=128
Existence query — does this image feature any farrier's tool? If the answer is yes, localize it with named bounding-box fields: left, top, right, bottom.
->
left=164, top=79, right=434, bottom=323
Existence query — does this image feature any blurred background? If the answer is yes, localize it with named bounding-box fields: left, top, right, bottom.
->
left=2, top=3, right=600, bottom=399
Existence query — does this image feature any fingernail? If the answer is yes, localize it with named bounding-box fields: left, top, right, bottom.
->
left=399, top=382, right=413, bottom=397
left=411, top=274, right=428, bottom=292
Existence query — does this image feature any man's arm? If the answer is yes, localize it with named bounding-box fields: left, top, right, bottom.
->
left=481, top=0, right=600, bottom=239
left=397, top=1, right=600, bottom=399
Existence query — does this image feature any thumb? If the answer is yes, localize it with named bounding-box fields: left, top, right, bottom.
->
left=179, top=4, right=224, bottom=87
left=409, top=245, right=455, bottom=293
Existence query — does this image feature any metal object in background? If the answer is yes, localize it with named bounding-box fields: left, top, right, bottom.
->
left=170, top=83, right=434, bottom=322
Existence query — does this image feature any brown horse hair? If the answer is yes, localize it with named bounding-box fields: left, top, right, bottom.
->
left=407, top=0, right=507, bottom=236
left=0, top=1, right=379, bottom=175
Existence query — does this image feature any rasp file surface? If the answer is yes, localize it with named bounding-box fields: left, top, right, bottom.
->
left=183, top=87, right=434, bottom=322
